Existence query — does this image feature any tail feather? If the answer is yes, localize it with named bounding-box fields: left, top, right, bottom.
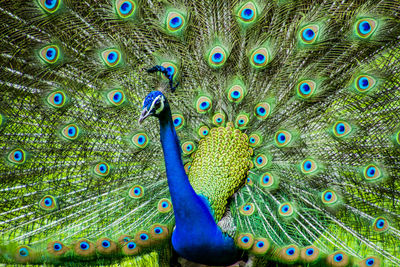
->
left=1, top=0, right=400, bottom=266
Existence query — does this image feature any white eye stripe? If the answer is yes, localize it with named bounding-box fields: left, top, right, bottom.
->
left=155, top=96, right=165, bottom=114
left=156, top=99, right=164, bottom=114
left=148, top=96, right=159, bottom=111
left=149, top=95, right=165, bottom=114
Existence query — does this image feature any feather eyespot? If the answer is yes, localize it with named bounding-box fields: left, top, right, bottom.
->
left=250, top=48, right=269, bottom=68
left=240, top=203, right=255, bottom=216
left=297, top=80, right=316, bottom=98
left=96, top=238, right=117, bottom=254
left=198, top=125, right=210, bottom=138
left=195, top=96, right=212, bottom=113
left=253, top=154, right=269, bottom=169
left=39, top=45, right=60, bottom=64
left=153, top=227, right=163, bottom=234
left=107, top=90, right=126, bottom=106
left=254, top=102, right=270, bottom=119
left=363, top=164, right=383, bottom=181
left=101, top=240, right=110, bottom=248
left=237, top=2, right=257, bottom=23
left=181, top=141, right=196, bottom=155
left=74, top=239, right=95, bottom=257
left=118, top=235, right=132, bottom=245
left=161, top=62, right=178, bottom=80
left=79, top=242, right=89, bottom=250
left=38, top=0, right=61, bottom=13
left=372, top=217, right=389, bottom=232
left=47, top=241, right=69, bottom=256
left=53, top=243, right=62, bottom=251
left=360, top=256, right=380, bottom=267
left=274, top=130, right=292, bottom=147
left=235, top=114, right=249, bottom=129
left=327, top=251, right=349, bottom=266
left=127, top=241, right=136, bottom=249
left=300, top=25, right=319, bottom=44
left=172, top=114, right=185, bottom=130
left=255, top=240, right=265, bottom=247
left=301, top=246, right=320, bottom=262
left=278, top=245, right=299, bottom=262
left=166, top=11, right=185, bottom=32
left=227, top=84, right=246, bottom=103
left=212, top=113, right=225, bottom=126
left=251, top=238, right=270, bottom=255
left=236, top=233, right=254, bottom=250
left=321, top=190, right=338, bottom=205
left=355, top=75, right=376, bottom=93
left=241, top=8, right=254, bottom=21
left=39, top=195, right=57, bottom=210
left=332, top=121, right=352, bottom=137
left=129, top=185, right=144, bottom=199
left=15, top=246, right=35, bottom=263
left=184, top=162, right=191, bottom=174
left=279, top=202, right=294, bottom=217
left=122, top=241, right=140, bottom=255
left=19, top=247, right=28, bottom=257
left=47, top=90, right=67, bottom=108
left=116, top=0, right=136, bottom=19
left=150, top=224, right=169, bottom=240
left=248, top=133, right=262, bottom=147
left=356, top=19, right=377, bottom=38
left=286, top=247, right=296, bottom=256
left=7, top=148, right=27, bottom=165
left=135, top=231, right=151, bottom=247
left=207, top=46, right=228, bottom=68
left=334, top=254, right=344, bottom=262
left=300, top=158, right=318, bottom=174
left=260, top=172, right=275, bottom=188
left=131, top=132, right=149, bottom=149
left=61, top=124, right=80, bottom=141
left=306, top=248, right=314, bottom=255
left=94, top=162, right=110, bottom=177
left=158, top=198, right=172, bottom=213
left=139, top=233, right=149, bottom=241
left=101, top=49, right=122, bottom=67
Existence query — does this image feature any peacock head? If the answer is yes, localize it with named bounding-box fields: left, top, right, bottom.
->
left=139, top=91, right=167, bottom=123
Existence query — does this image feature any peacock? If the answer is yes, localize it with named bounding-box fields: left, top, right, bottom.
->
left=1, top=0, right=400, bottom=266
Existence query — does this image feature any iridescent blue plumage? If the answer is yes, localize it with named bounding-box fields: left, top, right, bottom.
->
left=139, top=91, right=240, bottom=265
left=146, top=65, right=179, bottom=92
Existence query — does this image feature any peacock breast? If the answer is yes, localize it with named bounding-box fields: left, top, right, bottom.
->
left=187, top=122, right=252, bottom=221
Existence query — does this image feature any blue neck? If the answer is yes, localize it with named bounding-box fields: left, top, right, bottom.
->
left=158, top=107, right=239, bottom=265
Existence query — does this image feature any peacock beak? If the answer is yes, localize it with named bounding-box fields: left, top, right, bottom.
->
left=138, top=108, right=151, bottom=124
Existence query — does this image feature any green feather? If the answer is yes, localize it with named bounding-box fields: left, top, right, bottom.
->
left=1, top=0, right=400, bottom=266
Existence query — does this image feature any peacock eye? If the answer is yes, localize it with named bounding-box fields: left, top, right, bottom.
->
left=167, top=12, right=185, bottom=32
left=116, top=0, right=136, bottom=19
left=101, top=49, right=122, bottom=67
left=39, top=0, right=61, bottom=13
left=356, top=18, right=377, bottom=38
left=299, top=25, right=319, bottom=44
left=40, top=45, right=61, bottom=64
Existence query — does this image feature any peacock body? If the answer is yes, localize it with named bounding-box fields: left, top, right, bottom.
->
left=1, top=0, right=400, bottom=266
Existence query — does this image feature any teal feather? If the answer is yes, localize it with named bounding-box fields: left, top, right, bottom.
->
left=1, top=0, right=400, bottom=266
